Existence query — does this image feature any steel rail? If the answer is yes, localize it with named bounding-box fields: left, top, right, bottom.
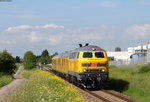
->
left=101, top=90, right=142, bottom=102
left=84, top=89, right=111, bottom=102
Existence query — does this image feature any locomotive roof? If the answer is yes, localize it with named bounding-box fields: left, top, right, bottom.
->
left=73, top=45, right=105, bottom=52
left=53, top=45, right=105, bottom=58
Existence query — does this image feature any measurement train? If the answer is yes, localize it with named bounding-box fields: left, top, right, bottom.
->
left=52, top=44, right=109, bottom=88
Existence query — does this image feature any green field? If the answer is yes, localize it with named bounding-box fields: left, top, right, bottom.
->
left=109, top=64, right=150, bottom=102
left=4, top=69, right=85, bottom=102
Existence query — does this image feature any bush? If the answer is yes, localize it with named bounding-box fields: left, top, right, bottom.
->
left=23, top=51, right=36, bottom=69
left=0, top=50, right=16, bottom=75
left=139, top=65, right=150, bottom=73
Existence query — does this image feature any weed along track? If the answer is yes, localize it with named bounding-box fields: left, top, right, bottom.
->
left=43, top=67, right=142, bottom=102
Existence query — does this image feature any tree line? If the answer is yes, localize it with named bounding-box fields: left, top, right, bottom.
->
left=0, top=46, right=121, bottom=75
left=23, top=49, right=58, bottom=69
left=0, top=49, right=58, bottom=75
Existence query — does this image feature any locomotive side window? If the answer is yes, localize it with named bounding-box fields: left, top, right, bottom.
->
left=69, top=52, right=78, bottom=59
left=95, top=52, right=104, bottom=58
left=83, top=52, right=92, bottom=58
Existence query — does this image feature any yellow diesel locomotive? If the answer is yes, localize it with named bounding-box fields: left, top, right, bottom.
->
left=52, top=44, right=109, bottom=88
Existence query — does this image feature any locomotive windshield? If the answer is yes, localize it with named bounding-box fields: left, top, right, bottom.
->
left=83, top=52, right=105, bottom=58
left=83, top=52, right=92, bottom=58
left=95, top=52, right=104, bottom=58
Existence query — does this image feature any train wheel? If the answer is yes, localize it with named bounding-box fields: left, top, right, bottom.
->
left=68, top=74, right=72, bottom=83
left=72, top=76, right=77, bottom=85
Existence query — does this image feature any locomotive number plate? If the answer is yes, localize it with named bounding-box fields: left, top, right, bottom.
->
left=91, top=63, right=97, bottom=67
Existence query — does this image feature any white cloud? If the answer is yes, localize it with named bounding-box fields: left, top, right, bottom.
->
left=77, top=33, right=101, bottom=40
left=5, top=25, right=32, bottom=32
left=126, top=24, right=150, bottom=39
left=5, top=24, right=64, bottom=32
left=48, top=36, right=63, bottom=45
left=40, top=24, right=64, bottom=29
left=2, top=23, right=150, bottom=57
left=27, top=31, right=40, bottom=42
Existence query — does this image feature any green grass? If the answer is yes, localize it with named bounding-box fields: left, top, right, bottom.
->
left=109, top=64, right=150, bottom=102
left=4, top=69, right=85, bottom=102
left=15, top=63, right=23, bottom=68
left=0, top=75, right=14, bottom=88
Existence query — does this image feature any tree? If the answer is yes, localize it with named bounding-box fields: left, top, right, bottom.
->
left=38, top=49, right=51, bottom=64
left=23, top=51, right=36, bottom=69
left=49, top=52, right=58, bottom=64
left=15, top=56, right=21, bottom=63
left=37, top=50, right=58, bottom=64
left=115, top=47, right=121, bottom=52
left=53, top=52, right=58, bottom=57
left=41, top=49, right=49, bottom=57
left=39, top=57, right=49, bottom=64
left=50, top=52, right=58, bottom=58
left=0, top=50, right=16, bottom=74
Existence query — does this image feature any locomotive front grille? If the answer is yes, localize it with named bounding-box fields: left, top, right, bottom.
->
left=83, top=69, right=105, bottom=73
left=89, top=69, right=99, bottom=72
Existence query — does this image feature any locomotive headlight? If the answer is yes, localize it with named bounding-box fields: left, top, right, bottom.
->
left=83, top=69, right=87, bottom=72
left=83, top=69, right=89, bottom=72
left=102, top=69, right=105, bottom=72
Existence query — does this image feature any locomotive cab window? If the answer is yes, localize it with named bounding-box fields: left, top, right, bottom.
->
left=69, top=52, right=78, bottom=59
left=83, top=52, right=92, bottom=58
left=95, top=52, right=104, bottom=58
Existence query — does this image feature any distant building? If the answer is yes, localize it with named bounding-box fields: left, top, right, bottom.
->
left=107, top=42, right=150, bottom=66
left=107, top=51, right=132, bottom=66
left=128, top=43, right=150, bottom=55
left=107, top=51, right=131, bottom=60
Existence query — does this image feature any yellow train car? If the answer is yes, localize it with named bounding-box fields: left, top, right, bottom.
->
left=52, top=44, right=109, bottom=88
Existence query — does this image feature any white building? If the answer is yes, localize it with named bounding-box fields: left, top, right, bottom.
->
left=107, top=51, right=132, bottom=66
left=107, top=51, right=131, bottom=60
left=107, top=43, right=150, bottom=66
left=128, top=43, right=150, bottom=55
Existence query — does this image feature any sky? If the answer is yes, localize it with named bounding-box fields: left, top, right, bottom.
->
left=0, top=0, right=150, bottom=57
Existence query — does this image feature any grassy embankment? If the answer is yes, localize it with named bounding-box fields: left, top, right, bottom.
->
left=0, top=63, right=22, bottom=88
left=109, top=64, right=150, bottom=102
left=0, top=75, right=13, bottom=88
left=4, top=69, right=85, bottom=102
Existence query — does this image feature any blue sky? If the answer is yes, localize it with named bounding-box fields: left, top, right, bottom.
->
left=0, top=0, right=150, bottom=57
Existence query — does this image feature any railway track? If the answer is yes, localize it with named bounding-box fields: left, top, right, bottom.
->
left=43, top=67, right=142, bottom=102
left=72, top=84, right=142, bottom=102
left=83, top=89, right=142, bottom=102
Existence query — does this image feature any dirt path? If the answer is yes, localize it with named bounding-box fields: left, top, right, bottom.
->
left=0, top=66, right=26, bottom=101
